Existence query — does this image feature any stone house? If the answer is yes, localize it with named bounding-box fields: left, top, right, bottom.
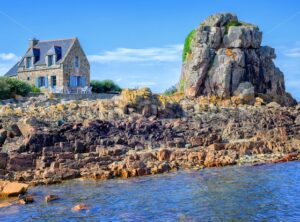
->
left=5, top=38, right=90, bottom=93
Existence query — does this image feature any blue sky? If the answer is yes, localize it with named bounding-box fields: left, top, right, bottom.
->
left=0, top=0, right=299, bottom=100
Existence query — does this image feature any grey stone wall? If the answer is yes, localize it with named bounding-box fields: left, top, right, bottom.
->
left=17, top=66, right=63, bottom=92
left=62, top=39, right=90, bottom=88
left=52, top=93, right=117, bottom=101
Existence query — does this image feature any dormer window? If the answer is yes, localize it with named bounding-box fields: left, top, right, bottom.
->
left=46, top=46, right=61, bottom=66
left=26, top=57, right=32, bottom=68
left=24, top=48, right=40, bottom=68
left=48, top=55, right=54, bottom=66
left=74, top=56, right=79, bottom=68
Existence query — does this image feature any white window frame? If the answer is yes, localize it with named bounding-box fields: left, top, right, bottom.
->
left=26, top=57, right=33, bottom=69
left=48, top=55, right=54, bottom=67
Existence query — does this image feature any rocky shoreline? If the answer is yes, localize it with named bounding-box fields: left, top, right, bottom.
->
left=0, top=89, right=300, bottom=195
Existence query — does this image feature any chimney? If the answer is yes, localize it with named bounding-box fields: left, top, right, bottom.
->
left=29, top=38, right=39, bottom=48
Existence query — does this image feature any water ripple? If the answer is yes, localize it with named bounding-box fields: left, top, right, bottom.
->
left=1, top=162, right=300, bottom=221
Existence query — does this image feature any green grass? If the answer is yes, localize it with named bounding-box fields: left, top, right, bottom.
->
left=224, top=20, right=242, bottom=35
left=182, top=29, right=195, bottom=62
left=30, top=85, right=41, bottom=93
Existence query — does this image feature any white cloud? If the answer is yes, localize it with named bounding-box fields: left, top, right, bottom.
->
left=283, top=47, right=300, bottom=58
left=0, top=53, right=19, bottom=75
left=0, top=53, right=18, bottom=61
left=88, top=44, right=183, bottom=63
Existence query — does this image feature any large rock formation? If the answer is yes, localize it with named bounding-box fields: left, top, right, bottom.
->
left=179, top=13, right=296, bottom=106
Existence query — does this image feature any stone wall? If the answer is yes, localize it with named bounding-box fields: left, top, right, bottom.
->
left=52, top=93, right=117, bottom=101
left=17, top=66, right=63, bottom=91
left=62, top=39, right=90, bottom=88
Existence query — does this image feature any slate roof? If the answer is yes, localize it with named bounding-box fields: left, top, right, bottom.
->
left=4, top=62, right=18, bottom=77
left=25, top=48, right=40, bottom=57
left=4, top=38, right=75, bottom=77
left=46, top=46, right=62, bottom=55
left=19, top=38, right=75, bottom=66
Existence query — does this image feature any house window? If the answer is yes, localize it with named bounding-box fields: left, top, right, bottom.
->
left=48, top=55, right=53, bottom=66
left=35, top=76, right=48, bottom=87
left=69, top=76, right=86, bottom=87
left=27, top=77, right=30, bottom=81
left=51, top=76, right=56, bottom=87
left=26, top=57, right=32, bottom=68
left=74, top=56, right=79, bottom=68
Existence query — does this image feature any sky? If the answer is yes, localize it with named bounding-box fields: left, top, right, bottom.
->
left=0, top=0, right=299, bottom=100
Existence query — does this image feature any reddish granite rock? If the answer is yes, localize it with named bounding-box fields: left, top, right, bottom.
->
left=0, top=182, right=29, bottom=196
left=71, top=204, right=89, bottom=212
left=45, top=194, right=60, bottom=203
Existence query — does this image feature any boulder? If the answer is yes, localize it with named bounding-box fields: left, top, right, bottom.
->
left=233, top=82, right=255, bottom=104
left=295, top=116, right=300, bottom=125
left=157, top=148, right=172, bottom=161
left=18, top=194, right=34, bottom=204
left=45, top=194, right=60, bottom=203
left=0, top=182, right=29, bottom=196
left=266, top=102, right=281, bottom=108
left=0, top=129, right=7, bottom=147
left=17, top=117, right=41, bottom=137
left=8, top=153, right=35, bottom=171
left=0, top=153, right=8, bottom=169
left=74, top=140, right=85, bottom=153
left=10, top=124, right=22, bottom=137
left=71, top=204, right=89, bottom=212
left=179, top=12, right=296, bottom=106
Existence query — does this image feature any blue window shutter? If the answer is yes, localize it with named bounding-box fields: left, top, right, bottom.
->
left=76, top=76, right=79, bottom=87
left=35, top=78, right=39, bottom=87
left=70, top=76, right=76, bottom=87
left=81, top=77, right=86, bottom=87
left=45, top=76, right=48, bottom=87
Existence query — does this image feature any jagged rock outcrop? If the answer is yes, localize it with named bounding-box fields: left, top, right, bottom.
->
left=179, top=13, right=296, bottom=106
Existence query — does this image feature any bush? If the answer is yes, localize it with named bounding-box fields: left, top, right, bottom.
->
left=90, top=80, right=121, bottom=93
left=0, top=78, right=11, bottom=100
left=182, top=29, right=195, bottom=62
left=164, top=85, right=177, bottom=96
left=30, top=85, right=41, bottom=93
left=0, top=77, right=32, bottom=100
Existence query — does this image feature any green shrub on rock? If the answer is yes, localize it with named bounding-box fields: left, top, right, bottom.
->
left=164, top=85, right=177, bottom=96
left=90, top=80, right=121, bottom=93
left=182, top=30, right=195, bottom=62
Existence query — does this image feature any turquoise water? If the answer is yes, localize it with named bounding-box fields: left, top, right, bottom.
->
left=1, top=162, right=300, bottom=222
